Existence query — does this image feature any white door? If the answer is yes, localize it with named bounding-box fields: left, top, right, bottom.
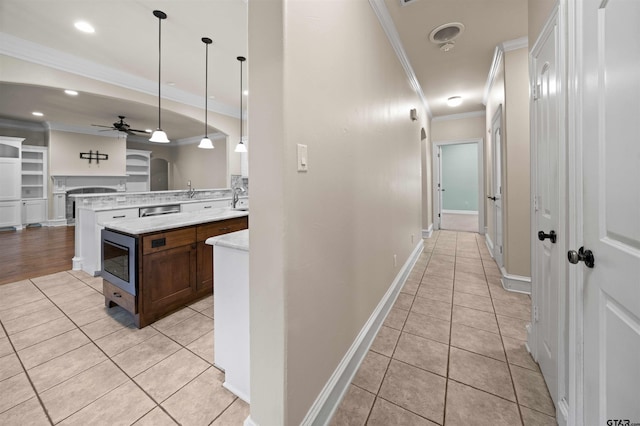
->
left=532, top=14, right=561, bottom=407
left=490, top=109, right=503, bottom=267
left=579, top=0, right=640, bottom=423
left=435, top=145, right=443, bottom=230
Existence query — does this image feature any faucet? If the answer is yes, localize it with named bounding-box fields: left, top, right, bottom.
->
left=232, top=186, right=246, bottom=208
left=187, top=180, right=196, bottom=198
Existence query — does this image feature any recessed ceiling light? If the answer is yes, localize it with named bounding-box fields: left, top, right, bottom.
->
left=447, top=96, right=463, bottom=107
left=208, top=95, right=216, bottom=99
left=32, top=111, right=44, bottom=117
left=145, top=129, right=153, bottom=133
left=64, top=89, right=79, bottom=96
left=74, top=21, right=95, bottom=33
left=243, top=90, right=248, bottom=96
left=166, top=81, right=176, bottom=86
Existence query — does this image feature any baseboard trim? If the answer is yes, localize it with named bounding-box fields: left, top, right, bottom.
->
left=500, top=266, right=531, bottom=294
left=300, top=240, right=425, bottom=426
left=485, top=232, right=494, bottom=255
left=442, top=209, right=478, bottom=215
left=422, top=224, right=433, bottom=238
left=47, top=219, right=67, bottom=227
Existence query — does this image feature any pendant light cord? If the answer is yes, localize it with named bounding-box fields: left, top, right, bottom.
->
left=157, top=15, right=162, bottom=129
left=204, top=41, right=208, bottom=137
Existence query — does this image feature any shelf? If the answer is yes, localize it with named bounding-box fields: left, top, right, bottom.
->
left=22, top=159, right=43, bottom=164
left=21, top=171, right=43, bottom=176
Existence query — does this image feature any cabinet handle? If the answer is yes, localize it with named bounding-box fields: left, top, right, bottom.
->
left=113, top=215, right=126, bottom=219
left=219, top=227, right=230, bottom=231
left=113, top=292, right=122, bottom=298
left=204, top=206, right=212, bottom=209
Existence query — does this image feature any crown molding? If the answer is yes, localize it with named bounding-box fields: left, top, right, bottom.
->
left=369, top=0, right=431, bottom=118
left=432, top=110, right=485, bottom=122
left=482, top=36, right=528, bottom=105
left=0, top=32, right=239, bottom=119
left=47, top=122, right=124, bottom=138
left=0, top=116, right=47, bottom=131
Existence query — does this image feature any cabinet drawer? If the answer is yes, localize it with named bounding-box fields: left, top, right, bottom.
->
left=196, top=216, right=248, bottom=241
left=103, top=279, right=136, bottom=314
left=143, top=227, right=196, bottom=255
left=96, top=208, right=139, bottom=222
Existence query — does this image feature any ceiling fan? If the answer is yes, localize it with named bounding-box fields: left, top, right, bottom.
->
left=92, top=115, right=150, bottom=136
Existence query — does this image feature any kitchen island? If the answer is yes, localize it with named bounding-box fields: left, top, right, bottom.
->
left=206, top=229, right=250, bottom=402
left=101, top=208, right=248, bottom=328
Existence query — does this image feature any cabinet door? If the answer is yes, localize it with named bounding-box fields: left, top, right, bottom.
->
left=0, top=159, right=21, bottom=201
left=142, top=244, right=196, bottom=317
left=196, top=241, right=213, bottom=294
left=0, top=201, right=21, bottom=227
left=22, top=200, right=46, bottom=224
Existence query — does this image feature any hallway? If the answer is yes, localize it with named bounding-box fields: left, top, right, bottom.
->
left=331, top=231, right=556, bottom=425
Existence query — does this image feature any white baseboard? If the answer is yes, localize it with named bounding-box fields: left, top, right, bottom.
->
left=499, top=266, right=531, bottom=294
left=47, top=219, right=68, bottom=227
left=442, top=209, right=479, bottom=215
left=485, top=232, right=494, bottom=255
left=299, top=240, right=425, bottom=426
left=422, top=224, right=433, bottom=238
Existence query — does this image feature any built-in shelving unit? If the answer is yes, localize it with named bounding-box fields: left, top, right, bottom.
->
left=0, top=136, right=24, bottom=229
left=126, top=149, right=151, bottom=192
left=21, top=145, right=48, bottom=225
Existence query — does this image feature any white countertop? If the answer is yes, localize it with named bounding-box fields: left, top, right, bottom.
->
left=100, top=208, right=248, bottom=235
left=206, top=229, right=249, bottom=252
left=78, top=196, right=248, bottom=213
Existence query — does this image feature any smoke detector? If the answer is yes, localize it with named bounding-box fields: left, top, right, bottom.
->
left=430, top=22, right=465, bottom=51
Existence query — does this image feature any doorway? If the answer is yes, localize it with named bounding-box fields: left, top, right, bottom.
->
left=488, top=107, right=504, bottom=267
left=432, top=138, right=484, bottom=234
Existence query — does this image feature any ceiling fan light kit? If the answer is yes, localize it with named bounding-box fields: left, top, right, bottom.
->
left=234, top=56, right=247, bottom=153
left=198, top=37, right=214, bottom=149
left=150, top=10, right=170, bottom=144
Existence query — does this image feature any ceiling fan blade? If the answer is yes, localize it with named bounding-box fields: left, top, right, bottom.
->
left=92, top=124, right=113, bottom=128
left=128, top=128, right=150, bottom=133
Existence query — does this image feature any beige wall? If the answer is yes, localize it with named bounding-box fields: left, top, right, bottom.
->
left=249, top=1, right=424, bottom=424
left=528, top=0, right=556, bottom=46
left=431, top=114, right=486, bottom=142
left=504, top=48, right=531, bottom=277
left=49, top=130, right=126, bottom=176
left=485, top=46, right=531, bottom=278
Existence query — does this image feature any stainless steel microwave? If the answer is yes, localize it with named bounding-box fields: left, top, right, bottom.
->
left=101, top=229, right=137, bottom=295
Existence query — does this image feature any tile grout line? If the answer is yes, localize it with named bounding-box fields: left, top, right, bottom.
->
left=441, top=231, right=460, bottom=426
left=477, top=234, right=526, bottom=426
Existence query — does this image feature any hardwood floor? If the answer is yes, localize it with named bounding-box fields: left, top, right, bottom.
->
left=0, top=225, right=75, bottom=285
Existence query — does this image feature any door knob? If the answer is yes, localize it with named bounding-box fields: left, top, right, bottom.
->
left=567, top=247, right=595, bottom=268
left=487, top=196, right=497, bottom=201
left=538, top=230, right=557, bottom=244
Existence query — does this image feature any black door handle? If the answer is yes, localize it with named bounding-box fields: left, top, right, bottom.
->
left=538, top=230, right=557, bottom=244
left=487, top=196, right=497, bottom=201
left=567, top=247, right=595, bottom=268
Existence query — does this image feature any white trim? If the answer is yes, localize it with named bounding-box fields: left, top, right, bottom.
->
left=243, top=416, right=258, bottom=426
left=485, top=229, right=495, bottom=254
left=482, top=37, right=529, bottom=105
left=431, top=110, right=485, bottom=122
left=422, top=223, right=433, bottom=238
left=300, top=240, right=424, bottom=426
left=46, top=219, right=68, bottom=227
left=483, top=46, right=504, bottom=105
left=502, top=36, right=529, bottom=52
left=368, top=0, right=431, bottom=118
left=432, top=138, right=484, bottom=235
left=0, top=32, right=239, bottom=119
left=499, top=266, right=531, bottom=294
left=442, top=209, right=478, bottom=215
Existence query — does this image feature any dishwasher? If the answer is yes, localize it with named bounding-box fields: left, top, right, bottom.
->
left=139, top=204, right=181, bottom=217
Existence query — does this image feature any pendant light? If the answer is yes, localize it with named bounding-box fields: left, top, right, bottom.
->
left=198, top=37, right=214, bottom=149
left=234, top=56, right=247, bottom=153
left=149, top=10, right=169, bottom=143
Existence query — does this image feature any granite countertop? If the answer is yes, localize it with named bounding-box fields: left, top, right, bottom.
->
left=206, top=229, right=249, bottom=252
left=100, top=208, right=248, bottom=235
left=78, top=196, right=250, bottom=212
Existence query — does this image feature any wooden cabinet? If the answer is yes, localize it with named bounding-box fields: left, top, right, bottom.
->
left=105, top=216, right=248, bottom=328
left=196, top=216, right=249, bottom=296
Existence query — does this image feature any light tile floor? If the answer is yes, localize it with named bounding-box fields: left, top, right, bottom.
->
left=331, top=231, right=557, bottom=426
left=0, top=270, right=248, bottom=425
left=0, top=231, right=556, bottom=425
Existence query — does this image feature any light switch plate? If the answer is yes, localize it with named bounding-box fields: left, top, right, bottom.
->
left=297, top=144, right=308, bottom=172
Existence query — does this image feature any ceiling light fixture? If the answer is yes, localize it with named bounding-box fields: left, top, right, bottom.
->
left=74, top=21, right=95, bottom=33
left=234, top=56, right=247, bottom=153
left=32, top=111, right=43, bottom=117
left=149, top=10, right=170, bottom=143
left=198, top=37, right=214, bottom=150
left=64, top=89, right=78, bottom=96
left=447, top=96, right=463, bottom=107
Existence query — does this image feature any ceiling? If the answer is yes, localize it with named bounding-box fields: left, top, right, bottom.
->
left=0, top=0, right=528, bottom=141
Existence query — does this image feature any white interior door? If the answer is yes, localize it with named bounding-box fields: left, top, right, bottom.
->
left=491, top=109, right=504, bottom=267
left=580, top=0, right=640, bottom=422
left=532, top=14, right=561, bottom=407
